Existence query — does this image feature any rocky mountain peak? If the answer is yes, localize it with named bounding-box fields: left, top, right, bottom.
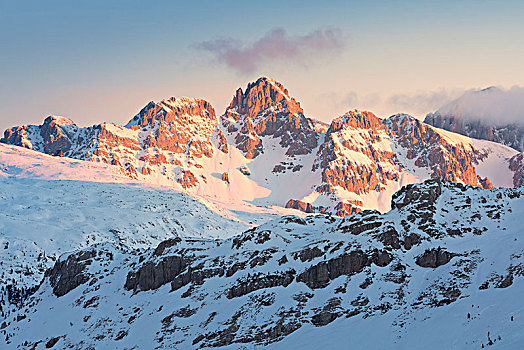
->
left=222, top=77, right=316, bottom=159
left=327, top=110, right=383, bottom=134
left=385, top=113, right=427, bottom=135
left=43, top=115, right=76, bottom=126
left=1, top=115, right=79, bottom=157
left=227, top=76, right=303, bottom=120
left=126, top=97, right=216, bottom=129
left=1, top=78, right=520, bottom=213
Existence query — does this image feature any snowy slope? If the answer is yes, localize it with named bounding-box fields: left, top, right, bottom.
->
left=0, top=143, right=134, bottom=183
left=0, top=142, right=252, bottom=317
left=431, top=126, right=518, bottom=188
left=2, top=179, right=523, bottom=349
left=424, top=87, right=524, bottom=152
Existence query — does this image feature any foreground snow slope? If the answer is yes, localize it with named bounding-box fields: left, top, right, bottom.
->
left=3, top=179, right=523, bottom=349
left=0, top=142, right=135, bottom=183
left=0, top=142, right=251, bottom=315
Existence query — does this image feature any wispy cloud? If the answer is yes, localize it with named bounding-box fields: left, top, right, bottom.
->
left=313, top=88, right=464, bottom=121
left=385, top=88, right=465, bottom=116
left=196, top=28, right=346, bottom=74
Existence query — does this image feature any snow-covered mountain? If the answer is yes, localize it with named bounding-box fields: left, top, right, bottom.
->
left=1, top=78, right=523, bottom=349
left=2, top=179, right=523, bottom=349
left=2, top=78, right=521, bottom=217
left=425, top=86, right=524, bottom=152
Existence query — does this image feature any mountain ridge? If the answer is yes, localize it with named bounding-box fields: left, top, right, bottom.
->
left=2, top=178, right=523, bottom=349
left=1, top=77, right=521, bottom=217
left=424, top=86, right=524, bottom=152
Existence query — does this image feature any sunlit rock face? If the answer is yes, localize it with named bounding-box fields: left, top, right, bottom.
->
left=386, top=114, right=488, bottom=188
left=313, top=112, right=493, bottom=203
left=0, top=97, right=228, bottom=187
left=126, top=97, right=227, bottom=157
left=314, top=110, right=399, bottom=196
left=221, top=76, right=318, bottom=159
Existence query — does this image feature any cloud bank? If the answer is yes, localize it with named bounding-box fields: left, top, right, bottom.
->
left=314, top=88, right=463, bottom=121
left=433, top=86, right=524, bottom=126
left=386, top=89, right=464, bottom=116
left=197, top=28, right=346, bottom=74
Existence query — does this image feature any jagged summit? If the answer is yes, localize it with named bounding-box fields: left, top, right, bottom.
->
left=43, top=115, right=76, bottom=126
left=327, top=110, right=383, bottom=133
left=222, top=76, right=316, bottom=159
left=227, top=76, right=303, bottom=119
left=1, top=78, right=521, bottom=216
left=126, top=97, right=216, bottom=128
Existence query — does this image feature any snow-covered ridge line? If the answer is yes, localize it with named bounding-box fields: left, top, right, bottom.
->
left=425, top=86, right=524, bottom=152
left=1, top=77, right=522, bottom=219
left=2, top=179, right=523, bottom=349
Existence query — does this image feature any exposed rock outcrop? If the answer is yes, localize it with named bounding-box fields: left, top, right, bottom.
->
left=45, top=249, right=98, bottom=297
left=334, top=201, right=362, bottom=217
left=227, top=270, right=296, bottom=298
left=391, top=178, right=442, bottom=211
left=285, top=199, right=314, bottom=213
left=415, top=248, right=457, bottom=268
left=221, top=77, right=318, bottom=158
left=124, top=255, right=187, bottom=292
left=509, top=152, right=524, bottom=187
left=177, top=170, right=198, bottom=189
left=297, top=249, right=392, bottom=289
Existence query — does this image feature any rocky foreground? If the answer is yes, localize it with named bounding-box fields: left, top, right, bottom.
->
left=2, top=179, right=523, bottom=349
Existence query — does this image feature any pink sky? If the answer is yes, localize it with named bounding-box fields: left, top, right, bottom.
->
left=1, top=1, right=523, bottom=131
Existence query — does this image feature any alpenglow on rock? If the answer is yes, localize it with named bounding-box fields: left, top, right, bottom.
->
left=1, top=77, right=522, bottom=216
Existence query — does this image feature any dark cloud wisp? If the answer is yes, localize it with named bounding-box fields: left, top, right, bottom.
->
left=197, top=28, right=346, bottom=74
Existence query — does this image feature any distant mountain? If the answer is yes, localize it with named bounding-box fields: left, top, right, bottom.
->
left=2, top=179, right=523, bottom=349
left=1, top=78, right=521, bottom=217
left=425, top=86, right=524, bottom=152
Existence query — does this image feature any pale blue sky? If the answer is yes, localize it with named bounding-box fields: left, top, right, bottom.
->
left=1, top=0, right=523, bottom=131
